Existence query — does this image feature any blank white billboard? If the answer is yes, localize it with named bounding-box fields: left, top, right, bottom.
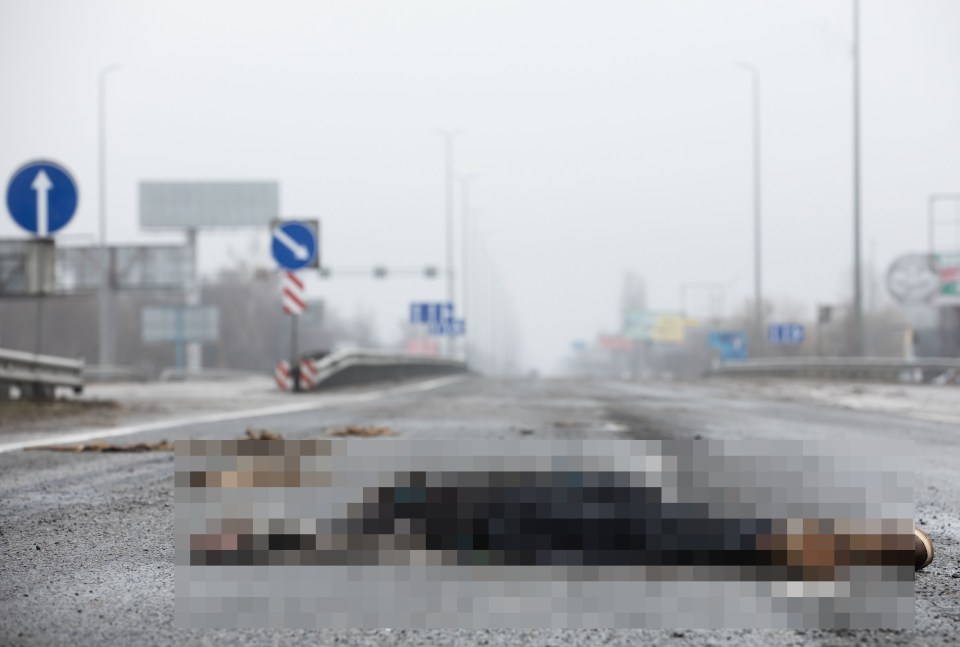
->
left=140, top=181, right=279, bottom=228
left=141, top=305, right=219, bottom=343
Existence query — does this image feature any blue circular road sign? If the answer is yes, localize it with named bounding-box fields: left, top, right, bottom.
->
left=6, top=160, right=79, bottom=237
left=271, top=221, right=317, bottom=271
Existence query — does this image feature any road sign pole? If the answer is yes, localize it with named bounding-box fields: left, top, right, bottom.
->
left=290, top=312, right=300, bottom=392
left=98, top=65, right=120, bottom=368
left=174, top=307, right=185, bottom=370
left=184, top=227, right=202, bottom=373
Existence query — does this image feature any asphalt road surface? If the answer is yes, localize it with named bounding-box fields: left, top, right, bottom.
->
left=1, top=375, right=958, bottom=646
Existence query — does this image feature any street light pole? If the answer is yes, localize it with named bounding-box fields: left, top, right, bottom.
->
left=439, top=131, right=461, bottom=303
left=736, top=63, right=763, bottom=344
left=97, top=64, right=121, bottom=368
left=852, top=0, right=864, bottom=355
left=438, top=130, right=461, bottom=357
left=459, top=174, right=475, bottom=364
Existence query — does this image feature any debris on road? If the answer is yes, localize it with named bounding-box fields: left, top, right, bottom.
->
left=25, top=439, right=174, bottom=453
left=243, top=428, right=283, bottom=440
left=329, top=425, right=396, bottom=437
left=915, top=527, right=935, bottom=570
left=0, top=399, right=120, bottom=431
left=553, top=420, right=584, bottom=428
left=23, top=429, right=282, bottom=453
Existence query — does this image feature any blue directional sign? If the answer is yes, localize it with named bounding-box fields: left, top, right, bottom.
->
left=271, top=221, right=317, bottom=271
left=6, top=160, right=78, bottom=237
left=707, top=330, right=748, bottom=361
left=767, top=323, right=805, bottom=345
left=409, top=302, right=454, bottom=325
left=428, top=319, right=466, bottom=336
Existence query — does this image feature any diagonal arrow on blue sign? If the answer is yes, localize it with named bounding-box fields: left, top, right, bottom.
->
left=272, top=221, right=317, bottom=271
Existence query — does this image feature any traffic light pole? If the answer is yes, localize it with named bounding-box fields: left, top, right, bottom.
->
left=290, top=312, right=300, bottom=392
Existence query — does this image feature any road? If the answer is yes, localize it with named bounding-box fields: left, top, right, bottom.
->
left=1, top=375, right=958, bottom=646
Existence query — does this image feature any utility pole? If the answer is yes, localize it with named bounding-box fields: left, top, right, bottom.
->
left=852, top=0, right=864, bottom=355
left=97, top=64, right=121, bottom=368
left=438, top=130, right=461, bottom=358
left=459, top=174, right=475, bottom=363
left=736, top=63, right=763, bottom=346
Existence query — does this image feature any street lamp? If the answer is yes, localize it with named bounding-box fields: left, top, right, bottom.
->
left=437, top=130, right=462, bottom=358
left=735, top=62, right=763, bottom=342
left=437, top=131, right=462, bottom=302
left=851, top=0, right=864, bottom=355
left=98, top=64, right=121, bottom=368
left=459, top=174, right=476, bottom=363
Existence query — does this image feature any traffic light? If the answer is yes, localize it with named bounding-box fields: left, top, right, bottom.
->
left=373, top=266, right=388, bottom=279
left=424, top=266, right=439, bottom=279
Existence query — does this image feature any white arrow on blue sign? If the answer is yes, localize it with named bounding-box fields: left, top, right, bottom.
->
left=409, top=302, right=453, bottom=325
left=272, top=221, right=317, bottom=271
left=767, top=323, right=805, bottom=345
left=6, top=160, right=79, bottom=237
left=428, top=319, right=466, bottom=336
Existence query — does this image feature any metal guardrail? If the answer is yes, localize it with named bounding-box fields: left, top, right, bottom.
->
left=300, top=349, right=468, bottom=390
left=0, top=347, right=85, bottom=399
left=709, top=357, right=960, bottom=383
left=158, top=367, right=265, bottom=382
left=83, top=364, right=150, bottom=383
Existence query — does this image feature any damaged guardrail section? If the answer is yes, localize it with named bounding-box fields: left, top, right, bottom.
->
left=0, top=347, right=84, bottom=400
left=176, top=438, right=913, bottom=630
left=709, top=357, right=960, bottom=383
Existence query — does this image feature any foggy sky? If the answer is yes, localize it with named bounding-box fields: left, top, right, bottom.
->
left=2, top=0, right=959, bottom=372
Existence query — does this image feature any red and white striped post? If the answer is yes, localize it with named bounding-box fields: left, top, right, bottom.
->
left=281, top=272, right=306, bottom=391
left=274, top=360, right=292, bottom=391
left=299, top=358, right=319, bottom=390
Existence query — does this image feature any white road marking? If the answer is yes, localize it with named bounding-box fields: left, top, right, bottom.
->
left=909, top=410, right=960, bottom=426
left=0, top=374, right=468, bottom=454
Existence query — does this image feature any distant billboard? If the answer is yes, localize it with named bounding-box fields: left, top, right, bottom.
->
left=141, top=305, right=219, bottom=343
left=623, top=311, right=696, bottom=344
left=598, top=334, right=634, bottom=352
left=140, top=181, right=279, bottom=228
left=707, top=331, right=748, bottom=361
left=933, top=253, right=960, bottom=307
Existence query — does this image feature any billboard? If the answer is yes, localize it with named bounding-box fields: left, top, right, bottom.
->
left=140, top=181, right=279, bottom=228
left=707, top=331, right=748, bottom=361
left=141, top=305, right=219, bottom=343
left=933, top=253, right=960, bottom=306
left=624, top=311, right=696, bottom=343
left=598, top=334, right=634, bottom=352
